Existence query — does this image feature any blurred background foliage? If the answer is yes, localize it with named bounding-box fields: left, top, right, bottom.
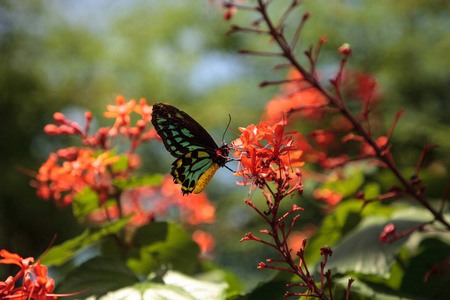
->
left=0, top=0, right=449, bottom=291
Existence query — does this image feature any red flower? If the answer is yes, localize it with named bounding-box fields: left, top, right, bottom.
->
left=313, top=188, right=343, bottom=212
left=192, top=230, right=216, bottom=259
left=232, top=121, right=304, bottom=193
left=342, top=70, right=382, bottom=104
left=103, top=95, right=136, bottom=127
left=1, top=250, right=82, bottom=300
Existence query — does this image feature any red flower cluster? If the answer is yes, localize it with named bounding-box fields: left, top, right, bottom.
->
left=34, top=150, right=120, bottom=207
left=0, top=249, right=79, bottom=300
left=264, top=70, right=328, bottom=124
left=341, top=69, right=382, bottom=105
left=232, top=121, right=304, bottom=194
left=34, top=96, right=156, bottom=206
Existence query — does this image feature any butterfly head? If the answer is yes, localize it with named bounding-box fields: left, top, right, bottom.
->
left=215, top=144, right=229, bottom=167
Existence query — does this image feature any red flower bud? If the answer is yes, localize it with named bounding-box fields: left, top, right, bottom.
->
left=57, top=147, right=79, bottom=161
left=338, top=43, right=352, bottom=56
left=59, top=125, right=75, bottom=135
left=53, top=112, right=66, bottom=124
left=85, top=111, right=93, bottom=121
left=137, top=119, right=146, bottom=131
left=44, top=124, right=60, bottom=135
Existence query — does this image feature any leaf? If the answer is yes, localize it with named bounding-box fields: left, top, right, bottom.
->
left=333, top=276, right=412, bottom=300
left=199, top=263, right=244, bottom=298
left=55, top=257, right=139, bottom=299
left=231, top=270, right=293, bottom=300
left=305, top=199, right=398, bottom=264
left=127, top=222, right=200, bottom=276
left=325, top=218, right=424, bottom=278
left=40, top=217, right=130, bottom=266
left=400, top=238, right=450, bottom=299
left=322, top=166, right=365, bottom=197
left=305, top=200, right=365, bottom=263
left=72, top=187, right=100, bottom=222
left=98, top=270, right=229, bottom=300
left=363, top=182, right=380, bottom=199
left=113, top=174, right=162, bottom=190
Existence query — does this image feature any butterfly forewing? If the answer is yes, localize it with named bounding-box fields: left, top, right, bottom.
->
left=152, top=103, right=219, bottom=157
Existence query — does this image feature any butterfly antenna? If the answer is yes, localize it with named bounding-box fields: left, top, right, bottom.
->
left=222, top=114, right=232, bottom=143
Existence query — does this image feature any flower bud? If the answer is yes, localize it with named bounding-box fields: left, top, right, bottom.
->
left=85, top=111, right=93, bottom=121
left=53, top=112, right=66, bottom=124
left=44, top=124, right=60, bottom=135
left=338, top=43, right=352, bottom=56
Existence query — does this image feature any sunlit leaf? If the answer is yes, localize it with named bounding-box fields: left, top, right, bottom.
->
left=113, top=174, right=162, bottom=190
left=97, top=270, right=229, bottom=300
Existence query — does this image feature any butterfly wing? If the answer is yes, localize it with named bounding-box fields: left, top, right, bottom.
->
left=171, top=150, right=221, bottom=195
left=151, top=103, right=229, bottom=195
left=151, top=103, right=219, bottom=157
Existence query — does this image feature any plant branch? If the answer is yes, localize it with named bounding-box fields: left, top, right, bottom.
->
left=253, top=0, right=450, bottom=230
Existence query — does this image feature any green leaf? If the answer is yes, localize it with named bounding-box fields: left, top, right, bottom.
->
left=40, top=217, right=130, bottom=266
left=321, top=166, right=365, bottom=197
left=55, top=257, right=139, bottom=299
left=113, top=174, right=162, bottom=190
left=231, top=270, right=293, bottom=300
left=306, top=199, right=399, bottom=264
left=325, top=218, right=424, bottom=278
left=98, top=270, right=229, bottom=300
left=198, top=263, right=244, bottom=298
left=363, top=182, right=380, bottom=199
left=111, top=154, right=129, bottom=172
left=127, top=222, right=200, bottom=276
left=72, top=187, right=100, bottom=222
left=305, top=200, right=364, bottom=263
left=400, top=238, right=450, bottom=299
left=334, top=276, right=412, bottom=300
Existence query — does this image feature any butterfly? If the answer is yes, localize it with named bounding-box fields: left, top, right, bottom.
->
left=151, top=103, right=229, bottom=195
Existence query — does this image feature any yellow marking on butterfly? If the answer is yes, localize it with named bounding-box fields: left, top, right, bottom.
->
left=185, top=152, right=192, bottom=158
left=182, top=185, right=194, bottom=193
left=193, top=163, right=220, bottom=194
left=198, top=151, right=209, bottom=158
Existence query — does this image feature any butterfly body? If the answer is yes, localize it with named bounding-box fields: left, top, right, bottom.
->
left=151, top=103, right=228, bottom=195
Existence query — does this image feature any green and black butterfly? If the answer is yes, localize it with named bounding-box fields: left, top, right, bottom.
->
left=151, top=103, right=229, bottom=195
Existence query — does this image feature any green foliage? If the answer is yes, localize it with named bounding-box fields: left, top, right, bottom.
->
left=40, top=217, right=131, bottom=267
left=126, top=222, right=200, bottom=276
left=55, top=257, right=139, bottom=299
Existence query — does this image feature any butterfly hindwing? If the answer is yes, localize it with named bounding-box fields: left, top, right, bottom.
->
left=171, top=150, right=219, bottom=195
left=151, top=103, right=229, bottom=195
